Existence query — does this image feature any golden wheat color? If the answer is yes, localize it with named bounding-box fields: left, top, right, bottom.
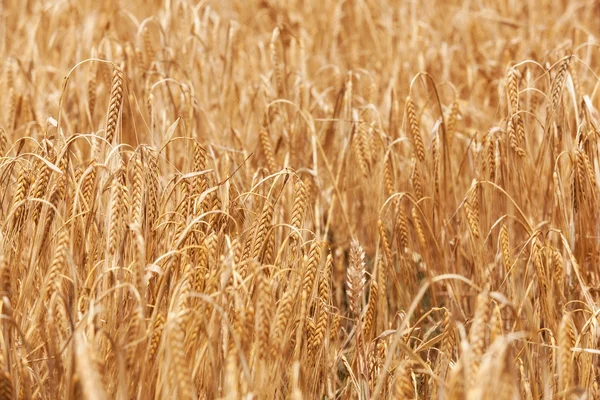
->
left=0, top=0, right=599, bottom=399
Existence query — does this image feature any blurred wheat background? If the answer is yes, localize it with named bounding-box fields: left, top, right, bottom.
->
left=0, top=0, right=599, bottom=398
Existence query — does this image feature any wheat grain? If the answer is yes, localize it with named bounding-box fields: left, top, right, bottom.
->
left=347, top=239, right=366, bottom=316
left=105, top=65, right=125, bottom=145
left=406, top=96, right=425, bottom=162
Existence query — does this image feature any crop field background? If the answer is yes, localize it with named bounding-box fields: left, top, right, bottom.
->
left=0, top=0, right=599, bottom=398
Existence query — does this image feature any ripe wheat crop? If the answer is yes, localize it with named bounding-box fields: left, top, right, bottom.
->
left=0, top=0, right=599, bottom=398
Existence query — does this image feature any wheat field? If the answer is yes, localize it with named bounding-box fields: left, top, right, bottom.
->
left=0, top=0, right=599, bottom=398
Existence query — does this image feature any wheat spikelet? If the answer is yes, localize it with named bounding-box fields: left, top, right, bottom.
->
left=6, top=87, right=16, bottom=130
left=46, top=228, right=69, bottom=298
left=411, top=207, right=427, bottom=251
left=0, top=127, right=7, bottom=156
left=259, top=124, right=277, bottom=173
left=255, top=273, right=273, bottom=357
left=532, top=241, right=547, bottom=289
left=354, top=123, right=370, bottom=178
left=224, top=350, right=239, bottom=400
left=580, top=149, right=597, bottom=198
left=500, top=224, right=511, bottom=269
left=489, top=304, right=503, bottom=343
left=468, top=290, right=490, bottom=389
left=369, top=339, right=387, bottom=391
left=241, top=304, right=255, bottom=355
left=377, top=221, right=390, bottom=312
left=393, top=361, right=414, bottom=399
left=105, top=65, right=124, bottom=144
left=0, top=255, right=8, bottom=301
left=311, top=253, right=332, bottom=355
left=575, top=149, right=588, bottom=205
left=551, top=57, right=571, bottom=113
left=553, top=249, right=565, bottom=298
left=0, top=367, right=12, bottom=400
left=144, top=148, right=159, bottom=232
left=432, top=133, right=440, bottom=197
left=263, top=230, right=275, bottom=264
left=252, top=199, right=274, bottom=260
left=507, top=67, right=519, bottom=114
left=290, top=177, right=307, bottom=241
left=19, top=94, right=36, bottom=127
left=11, top=163, right=31, bottom=230
left=507, top=116, right=526, bottom=158
left=347, top=239, right=366, bottom=316
left=558, top=313, right=575, bottom=396
left=302, top=241, right=321, bottom=305
left=486, top=132, right=496, bottom=181
left=192, top=142, right=208, bottom=204
left=108, top=165, right=126, bottom=256
left=143, top=26, right=156, bottom=68
left=396, top=204, right=409, bottom=252
left=518, top=358, right=533, bottom=400
left=167, top=315, right=195, bottom=399
left=378, top=219, right=392, bottom=268
left=88, top=71, right=97, bottom=117
left=130, top=152, right=144, bottom=226
left=131, top=224, right=147, bottom=308
left=446, top=359, right=465, bottom=399
left=81, top=160, right=97, bottom=210
left=464, top=186, right=480, bottom=239
left=330, top=312, right=341, bottom=343
left=411, top=158, right=424, bottom=200
left=42, top=153, right=68, bottom=235
left=363, top=279, right=378, bottom=341
left=406, top=96, right=425, bottom=162
left=270, top=27, right=285, bottom=97
left=441, top=309, right=455, bottom=361
left=515, top=113, right=526, bottom=145
left=383, top=154, right=395, bottom=198
left=30, top=157, right=52, bottom=224
left=149, top=315, right=164, bottom=362
left=447, top=99, right=459, bottom=142
left=272, top=276, right=299, bottom=354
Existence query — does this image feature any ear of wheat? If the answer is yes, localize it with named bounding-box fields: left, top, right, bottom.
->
left=0, top=1, right=596, bottom=398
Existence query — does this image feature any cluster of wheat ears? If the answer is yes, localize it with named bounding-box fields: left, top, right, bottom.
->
left=1, top=0, right=600, bottom=399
